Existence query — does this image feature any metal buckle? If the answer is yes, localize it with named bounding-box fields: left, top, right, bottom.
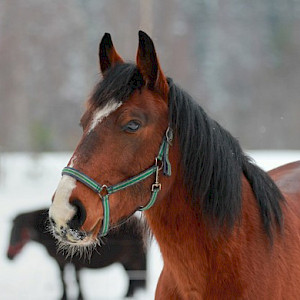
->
left=152, top=182, right=162, bottom=191
left=152, top=162, right=162, bottom=191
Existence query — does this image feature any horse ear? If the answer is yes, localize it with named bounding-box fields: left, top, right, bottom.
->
left=99, top=33, right=124, bottom=75
left=136, top=31, right=169, bottom=101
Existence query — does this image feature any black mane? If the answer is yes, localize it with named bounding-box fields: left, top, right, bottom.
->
left=91, top=64, right=284, bottom=238
left=168, top=78, right=284, bottom=238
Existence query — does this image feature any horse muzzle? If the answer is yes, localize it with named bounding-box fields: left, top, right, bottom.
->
left=49, top=198, right=96, bottom=245
left=49, top=216, right=95, bottom=245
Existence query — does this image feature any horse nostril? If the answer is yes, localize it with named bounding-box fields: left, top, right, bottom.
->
left=68, top=199, right=86, bottom=230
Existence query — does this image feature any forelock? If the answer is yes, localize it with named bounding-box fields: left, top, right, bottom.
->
left=90, top=63, right=145, bottom=108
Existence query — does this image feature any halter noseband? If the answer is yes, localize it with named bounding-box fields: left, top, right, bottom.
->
left=61, top=127, right=173, bottom=237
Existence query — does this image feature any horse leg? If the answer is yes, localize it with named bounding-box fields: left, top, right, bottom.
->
left=125, top=278, right=135, bottom=298
left=75, top=268, right=84, bottom=300
left=155, top=267, right=182, bottom=300
left=59, top=265, right=67, bottom=300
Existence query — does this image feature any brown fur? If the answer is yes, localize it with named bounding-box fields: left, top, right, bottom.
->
left=52, top=32, right=300, bottom=299
left=146, top=160, right=300, bottom=299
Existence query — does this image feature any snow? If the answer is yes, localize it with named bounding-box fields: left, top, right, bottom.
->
left=0, top=150, right=299, bottom=299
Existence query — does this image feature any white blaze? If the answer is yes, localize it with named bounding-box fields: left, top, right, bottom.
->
left=50, top=100, right=122, bottom=228
left=49, top=154, right=78, bottom=226
left=89, top=100, right=121, bottom=133
left=49, top=175, right=76, bottom=227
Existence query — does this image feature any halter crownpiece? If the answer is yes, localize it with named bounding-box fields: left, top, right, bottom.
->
left=61, top=127, right=173, bottom=237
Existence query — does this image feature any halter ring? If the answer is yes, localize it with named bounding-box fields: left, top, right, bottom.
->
left=155, top=158, right=163, bottom=170
left=98, top=185, right=108, bottom=199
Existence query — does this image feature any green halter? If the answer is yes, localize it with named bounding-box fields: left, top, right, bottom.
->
left=61, top=127, right=173, bottom=237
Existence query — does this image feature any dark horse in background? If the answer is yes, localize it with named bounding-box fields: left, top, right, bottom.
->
left=7, top=208, right=147, bottom=299
left=48, top=31, right=300, bottom=299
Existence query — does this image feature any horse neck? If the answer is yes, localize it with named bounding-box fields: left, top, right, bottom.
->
left=144, top=141, right=209, bottom=250
left=144, top=170, right=212, bottom=293
left=144, top=174, right=208, bottom=251
left=17, top=214, right=32, bottom=229
left=146, top=167, right=266, bottom=242
left=20, top=212, right=42, bottom=241
left=144, top=158, right=269, bottom=296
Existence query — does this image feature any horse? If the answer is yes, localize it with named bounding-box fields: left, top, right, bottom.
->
left=7, top=208, right=147, bottom=299
left=49, top=30, right=300, bottom=299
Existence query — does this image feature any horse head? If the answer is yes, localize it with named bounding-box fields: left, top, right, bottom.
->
left=7, top=215, right=31, bottom=259
left=49, top=31, right=175, bottom=247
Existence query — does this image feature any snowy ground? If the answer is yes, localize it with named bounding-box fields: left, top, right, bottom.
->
left=0, top=150, right=299, bottom=299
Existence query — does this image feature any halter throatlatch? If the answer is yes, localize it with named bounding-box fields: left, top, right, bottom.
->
left=61, top=127, right=173, bottom=237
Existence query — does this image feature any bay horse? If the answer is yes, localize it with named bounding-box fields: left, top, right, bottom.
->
left=49, top=31, right=300, bottom=299
left=7, top=208, right=147, bottom=299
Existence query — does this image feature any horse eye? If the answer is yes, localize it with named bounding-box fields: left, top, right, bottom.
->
left=123, top=120, right=141, bottom=133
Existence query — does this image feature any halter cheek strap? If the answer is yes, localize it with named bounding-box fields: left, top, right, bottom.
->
left=61, top=127, right=173, bottom=237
